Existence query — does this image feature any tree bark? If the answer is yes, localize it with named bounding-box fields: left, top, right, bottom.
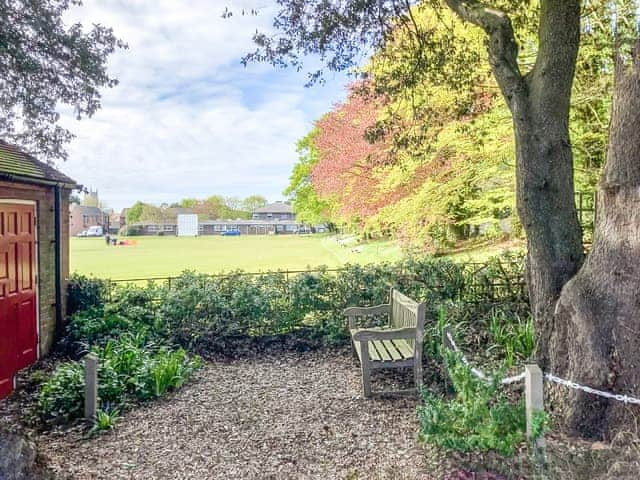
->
left=552, top=41, right=640, bottom=438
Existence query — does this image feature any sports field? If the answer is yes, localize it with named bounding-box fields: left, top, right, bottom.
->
left=70, top=235, right=403, bottom=279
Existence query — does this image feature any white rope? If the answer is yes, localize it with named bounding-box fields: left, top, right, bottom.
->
left=502, top=371, right=526, bottom=385
left=544, top=373, right=640, bottom=405
left=445, top=330, right=525, bottom=385
left=444, top=329, right=640, bottom=404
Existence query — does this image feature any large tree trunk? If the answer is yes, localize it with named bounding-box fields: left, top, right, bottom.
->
left=551, top=42, right=640, bottom=438
left=514, top=2, right=585, bottom=364
left=446, top=0, right=584, bottom=376
left=513, top=104, right=584, bottom=367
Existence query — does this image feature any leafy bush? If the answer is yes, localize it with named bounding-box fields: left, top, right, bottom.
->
left=63, top=282, right=167, bottom=355
left=65, top=254, right=529, bottom=356
left=66, top=308, right=140, bottom=349
left=67, top=274, right=109, bottom=315
left=418, top=351, right=526, bottom=456
left=37, top=362, right=85, bottom=424
left=108, top=282, right=164, bottom=324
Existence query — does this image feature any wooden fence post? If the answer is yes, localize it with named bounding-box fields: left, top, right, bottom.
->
left=84, top=354, right=98, bottom=422
left=525, top=364, right=545, bottom=448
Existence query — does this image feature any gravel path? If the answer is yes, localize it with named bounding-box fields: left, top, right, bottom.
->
left=39, top=348, right=433, bottom=479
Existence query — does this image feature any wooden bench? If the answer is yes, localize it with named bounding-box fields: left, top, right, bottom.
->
left=344, top=289, right=426, bottom=397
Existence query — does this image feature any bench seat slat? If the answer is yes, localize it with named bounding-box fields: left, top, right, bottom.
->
left=368, top=340, right=383, bottom=361
left=353, top=340, right=382, bottom=361
left=390, top=339, right=414, bottom=359
left=371, top=340, right=393, bottom=361
left=381, top=339, right=404, bottom=360
left=352, top=337, right=414, bottom=362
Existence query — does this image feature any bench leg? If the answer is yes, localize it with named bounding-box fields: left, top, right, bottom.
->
left=361, top=341, right=372, bottom=398
left=414, top=358, right=423, bottom=391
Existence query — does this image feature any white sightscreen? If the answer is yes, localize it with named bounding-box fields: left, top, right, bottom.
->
left=177, top=214, right=198, bottom=237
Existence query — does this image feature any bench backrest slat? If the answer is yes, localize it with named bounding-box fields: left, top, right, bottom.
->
left=390, top=289, right=425, bottom=352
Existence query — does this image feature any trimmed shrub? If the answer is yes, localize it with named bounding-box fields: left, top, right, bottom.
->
left=67, top=274, right=109, bottom=315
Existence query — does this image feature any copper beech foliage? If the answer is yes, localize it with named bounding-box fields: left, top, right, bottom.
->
left=312, top=85, right=392, bottom=219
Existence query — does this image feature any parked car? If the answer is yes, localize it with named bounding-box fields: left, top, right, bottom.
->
left=221, top=229, right=241, bottom=236
left=85, top=225, right=104, bottom=237
left=77, top=230, right=88, bottom=237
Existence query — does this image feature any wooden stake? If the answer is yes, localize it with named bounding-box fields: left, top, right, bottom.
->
left=525, top=364, right=545, bottom=448
left=84, top=354, right=98, bottom=422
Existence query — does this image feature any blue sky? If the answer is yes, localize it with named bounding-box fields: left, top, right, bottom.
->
left=57, top=0, right=351, bottom=211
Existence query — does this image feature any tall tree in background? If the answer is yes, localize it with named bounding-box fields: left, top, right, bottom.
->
left=196, top=195, right=228, bottom=219
left=179, top=198, right=200, bottom=209
left=126, top=201, right=145, bottom=224
left=284, top=128, right=334, bottom=225
left=242, top=195, right=268, bottom=214
left=0, top=0, right=125, bottom=160
left=246, top=0, right=639, bottom=437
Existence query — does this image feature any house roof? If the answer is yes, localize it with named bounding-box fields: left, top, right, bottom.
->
left=70, top=205, right=104, bottom=216
left=253, top=202, right=293, bottom=214
left=0, top=139, right=78, bottom=187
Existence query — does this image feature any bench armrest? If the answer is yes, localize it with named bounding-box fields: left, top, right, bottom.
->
left=343, top=304, right=390, bottom=317
left=352, top=327, right=416, bottom=341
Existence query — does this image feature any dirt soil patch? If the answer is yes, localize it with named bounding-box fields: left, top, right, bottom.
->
left=37, top=347, right=433, bottom=480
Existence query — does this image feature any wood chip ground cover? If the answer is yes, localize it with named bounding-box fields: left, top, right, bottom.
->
left=10, top=347, right=639, bottom=479
left=37, top=348, right=433, bottom=479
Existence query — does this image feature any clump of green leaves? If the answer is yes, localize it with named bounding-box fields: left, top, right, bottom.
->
left=37, top=334, right=201, bottom=426
left=89, top=406, right=121, bottom=436
left=487, top=310, right=535, bottom=367
left=418, top=351, right=526, bottom=456
left=530, top=410, right=551, bottom=441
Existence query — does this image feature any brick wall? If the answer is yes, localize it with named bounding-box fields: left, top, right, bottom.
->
left=0, top=180, right=71, bottom=357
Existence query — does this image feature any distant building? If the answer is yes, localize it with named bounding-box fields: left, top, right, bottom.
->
left=119, top=208, right=129, bottom=229
left=252, top=202, right=295, bottom=221
left=128, top=218, right=299, bottom=236
left=199, top=219, right=299, bottom=235
left=127, top=222, right=177, bottom=235
left=108, top=212, right=121, bottom=234
left=69, top=204, right=108, bottom=236
left=123, top=201, right=314, bottom=236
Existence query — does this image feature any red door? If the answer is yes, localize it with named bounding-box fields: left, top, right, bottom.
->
left=0, top=203, right=37, bottom=399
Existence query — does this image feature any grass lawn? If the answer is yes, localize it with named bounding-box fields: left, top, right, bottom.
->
left=70, top=235, right=404, bottom=279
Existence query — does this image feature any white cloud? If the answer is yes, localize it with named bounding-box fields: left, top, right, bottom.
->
left=56, top=0, right=349, bottom=210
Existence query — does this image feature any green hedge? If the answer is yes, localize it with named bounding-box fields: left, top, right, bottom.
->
left=65, top=253, right=528, bottom=353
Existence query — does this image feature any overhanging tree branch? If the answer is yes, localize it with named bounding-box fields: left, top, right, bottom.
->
left=444, top=0, right=523, bottom=108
